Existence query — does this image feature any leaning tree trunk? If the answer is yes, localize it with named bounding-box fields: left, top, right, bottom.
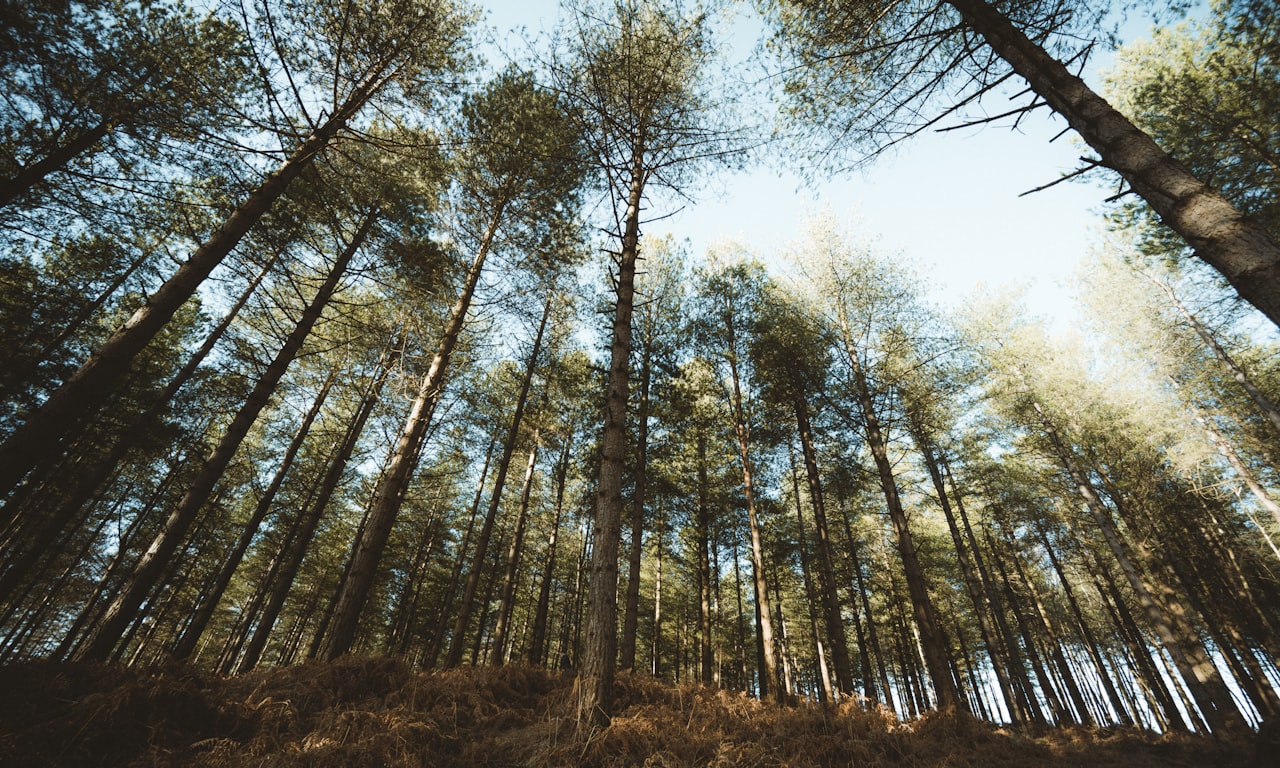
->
left=0, top=118, right=112, bottom=208
left=73, top=212, right=373, bottom=662
left=0, top=70, right=390, bottom=500
left=235, top=339, right=398, bottom=673
left=489, top=432, right=541, bottom=665
left=913, top=427, right=1024, bottom=723
left=0, top=253, right=279, bottom=554
left=947, top=0, right=1280, bottom=327
left=443, top=288, right=550, bottom=667
left=577, top=154, right=645, bottom=732
left=841, top=328, right=962, bottom=711
left=528, top=429, right=573, bottom=667
left=320, top=203, right=507, bottom=661
left=793, top=392, right=854, bottom=698
left=170, top=372, right=334, bottom=661
left=1035, top=403, right=1245, bottom=734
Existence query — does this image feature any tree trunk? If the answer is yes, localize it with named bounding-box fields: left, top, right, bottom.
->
left=840, top=323, right=961, bottom=710
left=787, top=441, right=834, bottom=705
left=0, top=71, right=389, bottom=498
left=489, top=433, right=541, bottom=665
left=528, top=431, right=573, bottom=667
left=1038, top=525, right=1133, bottom=726
left=794, top=393, right=854, bottom=697
left=914, top=429, right=1023, bottom=722
left=321, top=203, right=506, bottom=661
left=73, top=211, right=372, bottom=662
left=1145, top=271, right=1280, bottom=435
left=948, top=0, right=1280, bottom=326
left=724, top=317, right=782, bottom=702
left=619, top=345, right=652, bottom=671
left=651, top=505, right=664, bottom=677
left=696, top=431, right=716, bottom=685
left=577, top=156, right=644, bottom=731
left=443, top=285, right=548, bottom=667
left=235, top=339, right=398, bottom=673
left=0, top=251, right=276, bottom=554
left=425, top=435, right=497, bottom=667
left=0, top=118, right=112, bottom=207
left=171, top=372, right=334, bottom=660
left=1036, top=404, right=1245, bottom=733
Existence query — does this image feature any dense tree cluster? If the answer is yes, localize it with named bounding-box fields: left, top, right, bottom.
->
left=1, top=0, right=1278, bottom=740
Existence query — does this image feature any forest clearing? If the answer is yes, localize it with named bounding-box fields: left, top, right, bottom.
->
left=2, top=0, right=1279, bottom=764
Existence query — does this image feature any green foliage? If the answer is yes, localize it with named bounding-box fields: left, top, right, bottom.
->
left=1103, top=0, right=1280, bottom=258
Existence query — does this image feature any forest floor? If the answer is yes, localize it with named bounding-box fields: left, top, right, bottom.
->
left=0, top=656, right=1264, bottom=767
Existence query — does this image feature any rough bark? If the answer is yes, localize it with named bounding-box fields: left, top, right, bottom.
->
left=619, top=346, right=652, bottom=671
left=947, top=0, right=1280, bottom=326
left=577, top=159, right=644, bottom=731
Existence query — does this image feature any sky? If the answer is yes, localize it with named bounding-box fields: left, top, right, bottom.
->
left=477, top=1, right=1152, bottom=329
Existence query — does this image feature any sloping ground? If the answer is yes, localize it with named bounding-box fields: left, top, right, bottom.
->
left=0, top=658, right=1257, bottom=767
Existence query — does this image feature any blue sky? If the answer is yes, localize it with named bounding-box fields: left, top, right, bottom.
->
left=478, top=1, right=1150, bottom=328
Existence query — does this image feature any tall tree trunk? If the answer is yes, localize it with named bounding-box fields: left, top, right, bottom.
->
left=489, top=432, right=541, bottom=665
left=577, top=157, right=644, bottom=731
left=696, top=431, right=716, bottom=685
left=321, top=203, right=508, bottom=661
left=839, top=322, right=961, bottom=710
left=947, top=0, right=1280, bottom=326
left=0, top=252, right=277, bottom=553
left=787, top=440, right=834, bottom=705
left=1038, top=525, right=1133, bottom=726
left=914, top=430, right=1023, bottom=722
left=724, top=317, right=781, bottom=701
left=1144, top=271, right=1280, bottom=435
left=443, top=288, right=549, bottom=667
left=528, top=431, right=573, bottom=667
left=424, top=435, right=496, bottom=668
left=73, top=211, right=373, bottom=662
left=236, top=338, right=399, bottom=673
left=793, top=393, right=854, bottom=697
left=619, top=345, right=652, bottom=671
left=0, top=71, right=390, bottom=498
left=171, top=371, right=334, bottom=660
left=651, top=504, right=664, bottom=677
left=1036, top=404, right=1245, bottom=733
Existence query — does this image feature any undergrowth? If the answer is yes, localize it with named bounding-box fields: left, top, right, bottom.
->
left=0, top=658, right=1256, bottom=767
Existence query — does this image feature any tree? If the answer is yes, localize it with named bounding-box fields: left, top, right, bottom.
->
left=749, top=281, right=857, bottom=700
left=793, top=215, right=964, bottom=711
left=765, top=0, right=1280, bottom=326
left=318, top=69, right=586, bottom=660
left=548, top=0, right=746, bottom=729
left=696, top=255, right=784, bottom=701
left=1103, top=0, right=1280, bottom=257
left=0, top=0, right=475, bottom=499
left=0, top=0, right=251, bottom=210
